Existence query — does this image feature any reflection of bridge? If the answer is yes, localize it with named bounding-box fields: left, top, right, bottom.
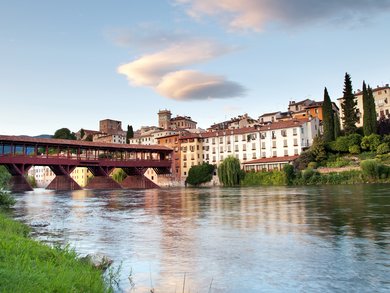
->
left=0, top=135, right=172, bottom=192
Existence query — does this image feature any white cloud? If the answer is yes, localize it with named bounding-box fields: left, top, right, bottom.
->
left=156, top=70, right=245, bottom=100
left=117, top=40, right=245, bottom=101
left=175, top=0, right=390, bottom=31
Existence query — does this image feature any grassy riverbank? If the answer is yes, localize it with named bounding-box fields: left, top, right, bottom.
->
left=0, top=192, right=107, bottom=292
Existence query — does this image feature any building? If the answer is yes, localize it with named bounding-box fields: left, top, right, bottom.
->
left=158, top=109, right=197, bottom=130
left=179, top=134, right=204, bottom=180
left=99, top=119, right=124, bottom=135
left=338, top=84, right=390, bottom=128
left=208, top=114, right=257, bottom=131
left=156, top=133, right=181, bottom=181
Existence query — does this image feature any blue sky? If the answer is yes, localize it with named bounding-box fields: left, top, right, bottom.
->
left=1, top=0, right=389, bottom=136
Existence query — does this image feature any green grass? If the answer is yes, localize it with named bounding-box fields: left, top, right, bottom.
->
left=0, top=212, right=108, bottom=293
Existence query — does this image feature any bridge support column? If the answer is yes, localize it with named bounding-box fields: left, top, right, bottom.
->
left=86, top=166, right=122, bottom=190
left=121, top=167, right=160, bottom=189
left=5, top=164, right=33, bottom=192
left=46, top=165, right=82, bottom=191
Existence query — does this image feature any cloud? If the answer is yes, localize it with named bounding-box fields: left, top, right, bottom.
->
left=156, top=70, right=245, bottom=100
left=117, top=40, right=245, bottom=101
left=175, top=0, right=390, bottom=31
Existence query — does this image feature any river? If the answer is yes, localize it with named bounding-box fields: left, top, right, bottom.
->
left=12, top=185, right=390, bottom=292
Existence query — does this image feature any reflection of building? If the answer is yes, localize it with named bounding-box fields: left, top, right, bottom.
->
left=338, top=84, right=390, bottom=128
left=28, top=167, right=91, bottom=188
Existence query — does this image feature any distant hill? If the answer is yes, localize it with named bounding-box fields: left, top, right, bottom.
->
left=34, top=134, right=53, bottom=139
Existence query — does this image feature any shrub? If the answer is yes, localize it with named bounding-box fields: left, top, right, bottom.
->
left=307, top=162, right=318, bottom=169
left=186, top=163, right=215, bottom=186
left=302, top=168, right=316, bottom=180
left=283, top=164, right=295, bottom=185
left=326, top=157, right=351, bottom=168
left=293, top=150, right=314, bottom=170
left=376, top=143, right=390, bottom=155
left=349, top=145, right=361, bottom=154
left=332, top=134, right=362, bottom=153
left=361, top=134, right=382, bottom=152
left=241, top=171, right=286, bottom=186
left=0, top=190, right=16, bottom=209
left=361, top=159, right=380, bottom=179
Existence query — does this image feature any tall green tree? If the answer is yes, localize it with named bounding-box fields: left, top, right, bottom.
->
left=322, top=87, right=335, bottom=142
left=218, top=156, right=244, bottom=186
left=334, top=114, right=341, bottom=139
left=362, top=82, right=377, bottom=136
left=126, top=125, right=134, bottom=144
left=341, top=73, right=358, bottom=135
left=368, top=85, right=377, bottom=134
left=53, top=128, right=76, bottom=140
left=79, top=128, right=85, bottom=140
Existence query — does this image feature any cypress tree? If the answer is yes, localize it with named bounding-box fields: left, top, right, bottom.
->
left=341, top=73, right=358, bottom=135
left=334, top=116, right=341, bottom=139
left=126, top=125, right=134, bottom=143
left=368, top=86, right=377, bottom=134
left=322, top=87, right=335, bottom=142
left=362, top=81, right=370, bottom=136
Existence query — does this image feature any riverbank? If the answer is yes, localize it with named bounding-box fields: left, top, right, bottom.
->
left=0, top=209, right=107, bottom=292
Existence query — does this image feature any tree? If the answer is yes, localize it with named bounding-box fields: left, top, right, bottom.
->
left=322, top=87, right=335, bottom=142
left=363, top=82, right=377, bottom=136
left=186, top=163, right=215, bottom=186
left=80, top=128, right=85, bottom=140
left=310, top=136, right=327, bottom=162
left=334, top=114, right=341, bottom=139
left=368, top=86, right=377, bottom=134
left=53, top=128, right=76, bottom=140
left=341, top=73, right=358, bottom=135
left=218, top=156, right=244, bottom=186
left=126, top=125, right=134, bottom=144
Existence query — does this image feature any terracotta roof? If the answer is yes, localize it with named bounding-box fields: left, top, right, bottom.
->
left=0, top=135, right=172, bottom=152
left=243, top=155, right=299, bottom=164
left=259, top=111, right=281, bottom=117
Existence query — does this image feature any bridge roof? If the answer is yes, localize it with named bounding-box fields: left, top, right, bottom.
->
left=0, top=135, right=172, bottom=152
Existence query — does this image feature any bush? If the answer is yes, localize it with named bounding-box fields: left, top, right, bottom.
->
left=293, top=150, right=314, bottom=170
left=361, top=134, right=382, bottom=152
left=349, top=145, right=361, bottom=154
left=186, top=163, right=215, bottom=186
left=326, top=157, right=351, bottom=168
left=0, top=190, right=16, bottom=209
left=241, top=171, right=286, bottom=186
left=361, top=159, right=380, bottom=179
left=302, top=168, right=317, bottom=180
left=376, top=143, right=390, bottom=155
left=283, top=164, right=295, bottom=185
left=307, top=162, right=318, bottom=169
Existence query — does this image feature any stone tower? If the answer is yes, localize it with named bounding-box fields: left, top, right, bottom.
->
left=158, top=109, right=172, bottom=130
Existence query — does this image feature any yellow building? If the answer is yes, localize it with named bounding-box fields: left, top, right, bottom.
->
left=179, top=134, right=203, bottom=182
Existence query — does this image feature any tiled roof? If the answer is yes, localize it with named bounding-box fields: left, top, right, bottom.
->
left=243, top=155, right=299, bottom=165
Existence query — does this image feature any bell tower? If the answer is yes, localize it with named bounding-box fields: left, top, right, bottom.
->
left=158, top=109, right=172, bottom=130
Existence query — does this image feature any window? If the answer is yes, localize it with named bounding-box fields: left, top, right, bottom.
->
left=294, top=138, right=298, bottom=146
left=261, top=142, right=266, bottom=149
left=284, top=149, right=288, bottom=156
left=252, top=152, right=256, bottom=159
left=260, top=133, right=266, bottom=139
left=281, top=130, right=287, bottom=137
left=273, top=151, right=277, bottom=157
left=252, top=143, right=256, bottom=150
left=262, top=152, right=266, bottom=158
left=272, top=141, right=276, bottom=148
left=294, top=149, right=299, bottom=155
left=272, top=131, right=276, bottom=139
left=235, top=135, right=238, bottom=142
left=283, top=139, right=288, bottom=147
left=243, top=145, right=246, bottom=151
left=293, top=128, right=297, bottom=136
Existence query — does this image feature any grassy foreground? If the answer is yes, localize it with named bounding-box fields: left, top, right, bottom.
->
left=0, top=212, right=107, bottom=293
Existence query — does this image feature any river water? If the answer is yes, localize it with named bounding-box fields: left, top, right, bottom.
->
left=12, top=185, right=390, bottom=293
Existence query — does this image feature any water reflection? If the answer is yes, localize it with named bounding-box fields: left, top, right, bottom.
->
left=12, top=185, right=390, bottom=292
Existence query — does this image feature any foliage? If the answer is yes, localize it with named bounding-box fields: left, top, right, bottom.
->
left=283, top=164, right=295, bottom=185
left=218, top=156, right=244, bottom=186
left=53, top=128, right=76, bottom=140
left=307, top=162, right=318, bottom=169
left=326, top=157, right=351, bottom=168
left=310, top=136, right=327, bottom=162
left=377, top=117, right=390, bottom=135
left=0, top=213, right=107, bottom=292
left=85, top=134, right=93, bottom=141
left=362, top=82, right=377, bottom=136
left=334, top=114, right=341, bottom=139
left=377, top=143, right=390, bottom=155
left=340, top=73, right=358, bottom=135
left=330, top=134, right=362, bottom=153
left=322, top=87, right=335, bottom=142
left=80, top=128, right=85, bottom=139
left=0, top=190, right=16, bottom=209
left=293, top=150, right=314, bottom=170
left=26, top=176, right=37, bottom=188
left=241, top=171, right=286, bottom=186
left=302, top=168, right=318, bottom=181
left=126, top=125, right=134, bottom=144
left=111, top=169, right=127, bottom=183
left=348, top=145, right=361, bottom=154
left=0, top=166, right=11, bottom=189
left=361, top=134, right=381, bottom=152
left=293, top=170, right=363, bottom=185
left=361, top=160, right=381, bottom=180
left=186, top=163, right=215, bottom=186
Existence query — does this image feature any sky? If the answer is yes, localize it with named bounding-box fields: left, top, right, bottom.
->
left=1, top=0, right=390, bottom=136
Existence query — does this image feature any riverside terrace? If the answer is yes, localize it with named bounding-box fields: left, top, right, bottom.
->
left=0, top=135, right=172, bottom=192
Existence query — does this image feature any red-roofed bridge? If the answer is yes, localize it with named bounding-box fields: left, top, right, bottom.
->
left=0, top=135, right=172, bottom=192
